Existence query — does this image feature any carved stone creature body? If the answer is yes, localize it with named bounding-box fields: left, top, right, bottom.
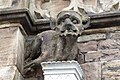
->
left=24, top=0, right=90, bottom=78
left=27, top=11, right=84, bottom=66
left=28, top=30, right=78, bottom=62
left=24, top=10, right=90, bottom=70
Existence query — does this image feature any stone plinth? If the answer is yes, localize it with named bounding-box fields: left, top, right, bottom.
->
left=41, top=61, right=83, bottom=80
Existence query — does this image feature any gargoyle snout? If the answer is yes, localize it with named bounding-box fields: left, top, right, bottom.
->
left=61, top=18, right=78, bottom=33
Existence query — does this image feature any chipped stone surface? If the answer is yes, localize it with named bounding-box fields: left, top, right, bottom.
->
left=0, top=66, right=24, bottom=80
left=98, top=39, right=120, bottom=49
left=85, top=51, right=103, bottom=62
left=81, top=62, right=101, bottom=80
left=0, top=25, right=25, bottom=72
left=99, top=49, right=120, bottom=61
left=77, top=41, right=98, bottom=52
left=78, top=34, right=106, bottom=42
left=85, top=49, right=120, bottom=62
left=110, top=31, right=120, bottom=39
left=102, top=60, right=120, bottom=80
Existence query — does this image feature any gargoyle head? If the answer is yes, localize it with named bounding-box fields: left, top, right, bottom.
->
left=56, top=10, right=90, bottom=37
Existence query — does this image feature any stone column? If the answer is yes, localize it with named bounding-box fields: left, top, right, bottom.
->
left=41, top=61, right=83, bottom=80
left=0, top=23, right=25, bottom=80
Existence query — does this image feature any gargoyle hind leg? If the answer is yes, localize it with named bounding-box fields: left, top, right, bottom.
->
left=24, top=52, right=48, bottom=69
left=25, top=33, right=43, bottom=63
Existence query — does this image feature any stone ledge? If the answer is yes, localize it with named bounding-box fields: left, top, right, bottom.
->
left=0, top=23, right=26, bottom=35
left=1, top=9, right=120, bottom=35
left=78, top=33, right=106, bottom=42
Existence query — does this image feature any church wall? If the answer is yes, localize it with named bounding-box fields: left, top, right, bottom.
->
left=77, top=27, right=120, bottom=80
left=0, top=0, right=120, bottom=80
left=25, top=26, right=120, bottom=80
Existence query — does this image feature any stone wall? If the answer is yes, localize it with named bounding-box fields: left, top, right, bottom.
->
left=0, top=23, right=25, bottom=80
left=24, top=26, right=120, bottom=80
left=77, top=27, right=120, bottom=80
left=0, top=20, right=119, bottom=80
left=1, top=0, right=120, bottom=80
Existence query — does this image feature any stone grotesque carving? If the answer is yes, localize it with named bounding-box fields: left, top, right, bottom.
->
left=24, top=0, right=90, bottom=78
left=0, top=0, right=24, bottom=9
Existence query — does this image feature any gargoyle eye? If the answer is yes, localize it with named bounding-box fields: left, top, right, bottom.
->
left=72, top=19, right=78, bottom=24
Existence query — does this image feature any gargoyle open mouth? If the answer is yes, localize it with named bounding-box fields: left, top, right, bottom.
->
left=57, top=11, right=89, bottom=37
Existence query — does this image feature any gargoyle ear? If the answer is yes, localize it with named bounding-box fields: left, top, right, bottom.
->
left=82, top=15, right=90, bottom=28
left=50, top=17, right=56, bottom=30
left=78, top=7, right=90, bottom=28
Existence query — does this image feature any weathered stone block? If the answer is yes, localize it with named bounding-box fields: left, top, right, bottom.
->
left=102, top=60, right=120, bottom=80
left=110, top=31, right=120, bottom=39
left=78, top=33, right=106, bottom=42
left=100, top=49, right=120, bottom=61
left=81, top=62, right=101, bottom=80
left=102, top=77, right=120, bottom=80
left=77, top=41, right=98, bottom=52
left=0, top=66, right=24, bottom=80
left=85, top=49, right=120, bottom=62
left=0, top=24, right=25, bottom=72
left=85, top=51, right=103, bottom=62
left=0, top=0, right=29, bottom=9
left=98, top=39, right=120, bottom=49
